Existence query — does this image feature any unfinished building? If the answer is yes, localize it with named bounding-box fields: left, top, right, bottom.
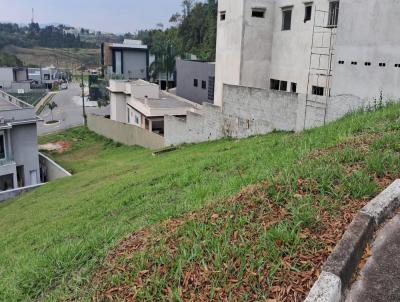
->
left=165, top=0, right=400, bottom=146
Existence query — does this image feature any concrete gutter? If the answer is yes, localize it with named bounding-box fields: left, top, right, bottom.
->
left=305, top=179, right=400, bottom=302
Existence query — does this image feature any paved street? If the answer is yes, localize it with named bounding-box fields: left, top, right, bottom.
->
left=37, top=82, right=110, bottom=135
left=346, top=214, right=400, bottom=302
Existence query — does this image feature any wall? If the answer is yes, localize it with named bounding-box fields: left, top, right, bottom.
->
left=0, top=68, right=13, bottom=89
left=222, top=84, right=301, bottom=138
left=110, top=93, right=127, bottom=123
left=331, top=0, right=400, bottom=101
left=214, top=0, right=245, bottom=106
left=165, top=103, right=223, bottom=146
left=87, top=114, right=165, bottom=149
left=165, top=84, right=303, bottom=146
left=39, top=153, right=71, bottom=182
left=176, top=59, right=215, bottom=105
left=11, top=123, right=40, bottom=186
left=0, top=183, right=44, bottom=203
left=122, top=50, right=148, bottom=80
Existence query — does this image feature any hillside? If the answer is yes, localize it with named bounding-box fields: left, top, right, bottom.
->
left=0, top=105, right=399, bottom=301
left=3, top=45, right=99, bottom=68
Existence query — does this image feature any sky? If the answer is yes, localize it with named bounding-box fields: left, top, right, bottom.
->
left=0, top=0, right=186, bottom=34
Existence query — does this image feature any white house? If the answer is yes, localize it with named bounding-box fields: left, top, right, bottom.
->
left=108, top=79, right=199, bottom=136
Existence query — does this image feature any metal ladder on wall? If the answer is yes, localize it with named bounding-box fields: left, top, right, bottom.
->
left=304, top=8, right=337, bottom=128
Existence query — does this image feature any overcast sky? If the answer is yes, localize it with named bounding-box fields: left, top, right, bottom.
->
left=0, top=0, right=186, bottom=33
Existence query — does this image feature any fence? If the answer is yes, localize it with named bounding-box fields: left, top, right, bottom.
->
left=87, top=114, right=166, bottom=149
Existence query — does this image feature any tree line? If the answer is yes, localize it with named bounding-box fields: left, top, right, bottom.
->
left=0, top=22, right=96, bottom=50
left=135, top=0, right=218, bottom=88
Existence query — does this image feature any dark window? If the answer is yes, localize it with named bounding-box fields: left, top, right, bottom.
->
left=312, top=86, right=324, bottom=96
left=202, top=80, right=207, bottom=89
left=44, top=74, right=50, bottom=80
left=395, top=64, right=400, bottom=68
left=252, top=8, right=266, bottom=18
left=220, top=11, right=226, bottom=21
left=328, top=1, right=340, bottom=27
left=351, top=61, right=358, bottom=65
left=338, top=60, right=345, bottom=64
left=291, top=82, right=297, bottom=93
left=304, top=4, right=312, bottom=22
left=282, top=8, right=292, bottom=30
left=280, top=81, right=288, bottom=91
left=365, top=62, right=371, bottom=66
left=194, top=79, right=198, bottom=87
left=0, top=135, right=5, bottom=159
left=270, top=79, right=280, bottom=90
left=208, top=76, right=215, bottom=101
left=379, top=63, right=386, bottom=67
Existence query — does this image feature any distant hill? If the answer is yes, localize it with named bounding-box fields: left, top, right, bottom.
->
left=3, top=45, right=99, bottom=69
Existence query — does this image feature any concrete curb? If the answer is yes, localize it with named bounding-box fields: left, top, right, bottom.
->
left=305, top=179, right=400, bottom=302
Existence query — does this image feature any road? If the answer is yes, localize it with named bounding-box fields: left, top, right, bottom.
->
left=37, top=82, right=110, bottom=135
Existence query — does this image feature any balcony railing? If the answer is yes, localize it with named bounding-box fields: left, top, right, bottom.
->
left=0, top=90, right=33, bottom=109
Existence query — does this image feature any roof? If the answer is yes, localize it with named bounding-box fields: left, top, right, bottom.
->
left=0, top=94, right=20, bottom=110
left=137, top=91, right=196, bottom=110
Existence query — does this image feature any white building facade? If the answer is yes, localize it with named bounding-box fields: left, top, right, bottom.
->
left=214, top=0, right=400, bottom=106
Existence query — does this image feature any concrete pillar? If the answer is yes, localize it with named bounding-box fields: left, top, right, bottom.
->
left=149, top=120, right=153, bottom=132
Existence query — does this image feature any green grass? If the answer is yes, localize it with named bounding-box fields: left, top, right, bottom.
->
left=0, top=105, right=399, bottom=301
left=10, top=90, right=47, bottom=106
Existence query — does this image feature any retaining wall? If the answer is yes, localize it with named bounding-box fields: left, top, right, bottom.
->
left=39, top=153, right=72, bottom=181
left=88, top=114, right=165, bottom=149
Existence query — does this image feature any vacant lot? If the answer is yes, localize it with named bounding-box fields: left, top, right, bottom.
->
left=0, top=105, right=399, bottom=301
left=3, top=45, right=99, bottom=69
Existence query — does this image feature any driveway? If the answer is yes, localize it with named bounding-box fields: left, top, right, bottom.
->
left=37, top=82, right=110, bottom=135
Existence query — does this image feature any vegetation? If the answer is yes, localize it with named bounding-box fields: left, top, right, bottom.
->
left=0, top=105, right=398, bottom=301
left=136, top=0, right=217, bottom=82
left=2, top=45, right=99, bottom=69
left=9, top=90, right=47, bottom=106
left=47, top=101, right=58, bottom=121
left=0, top=50, right=22, bottom=66
left=0, top=22, right=95, bottom=50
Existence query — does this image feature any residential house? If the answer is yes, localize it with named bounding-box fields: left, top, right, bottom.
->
left=108, top=79, right=199, bottom=135
left=175, top=59, right=215, bottom=105
left=101, top=40, right=149, bottom=80
left=0, top=90, right=40, bottom=191
left=28, top=66, right=59, bottom=88
left=0, top=67, right=32, bottom=93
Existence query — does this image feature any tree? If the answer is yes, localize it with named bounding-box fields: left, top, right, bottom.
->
left=149, top=28, right=181, bottom=90
left=47, top=101, right=58, bottom=122
left=182, top=0, right=195, bottom=17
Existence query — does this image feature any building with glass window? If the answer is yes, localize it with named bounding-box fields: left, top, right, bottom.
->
left=101, top=40, right=149, bottom=81
left=0, top=90, right=40, bottom=191
left=214, top=0, right=400, bottom=106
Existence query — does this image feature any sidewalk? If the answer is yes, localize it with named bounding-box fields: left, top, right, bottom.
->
left=345, top=214, right=400, bottom=302
left=34, top=91, right=58, bottom=113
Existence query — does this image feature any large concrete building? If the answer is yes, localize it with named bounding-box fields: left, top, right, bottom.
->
left=0, top=90, right=40, bottom=191
left=176, top=59, right=215, bottom=105
left=214, top=0, right=400, bottom=106
left=101, top=40, right=149, bottom=80
left=162, top=0, right=400, bottom=146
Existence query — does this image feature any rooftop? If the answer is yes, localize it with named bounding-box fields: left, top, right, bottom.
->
left=0, top=97, right=19, bottom=111
left=136, top=91, right=197, bottom=110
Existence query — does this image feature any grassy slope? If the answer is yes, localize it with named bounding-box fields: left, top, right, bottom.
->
left=3, top=45, right=99, bottom=68
left=0, top=106, right=399, bottom=301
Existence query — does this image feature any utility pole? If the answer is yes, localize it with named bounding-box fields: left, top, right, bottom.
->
left=80, top=65, right=87, bottom=126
